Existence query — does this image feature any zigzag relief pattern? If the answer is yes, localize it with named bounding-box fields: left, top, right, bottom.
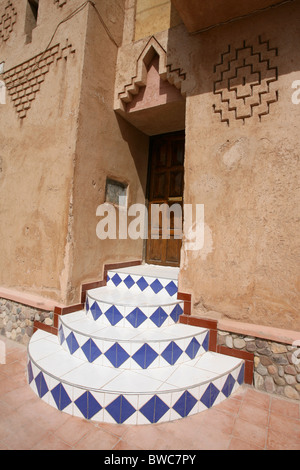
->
left=213, top=36, right=278, bottom=125
left=117, top=36, right=186, bottom=109
left=1, top=40, right=75, bottom=119
left=0, top=0, right=17, bottom=43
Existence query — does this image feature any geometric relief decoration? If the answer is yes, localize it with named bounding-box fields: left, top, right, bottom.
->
left=1, top=40, right=75, bottom=119
left=116, top=36, right=186, bottom=112
left=213, top=36, right=278, bottom=125
left=0, top=0, right=17, bottom=43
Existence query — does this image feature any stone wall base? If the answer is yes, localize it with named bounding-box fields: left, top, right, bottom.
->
left=0, top=297, right=53, bottom=345
left=218, top=330, right=300, bottom=401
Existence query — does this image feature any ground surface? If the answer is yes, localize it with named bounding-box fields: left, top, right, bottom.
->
left=0, top=336, right=299, bottom=450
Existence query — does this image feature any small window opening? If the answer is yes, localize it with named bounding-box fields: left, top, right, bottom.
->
left=25, top=0, right=39, bottom=43
left=105, top=179, right=128, bottom=207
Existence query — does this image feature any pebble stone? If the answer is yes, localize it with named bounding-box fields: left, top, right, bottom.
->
left=218, top=330, right=300, bottom=401
left=0, top=298, right=53, bottom=346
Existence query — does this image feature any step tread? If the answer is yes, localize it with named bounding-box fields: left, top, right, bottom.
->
left=28, top=329, right=243, bottom=394
left=87, top=285, right=180, bottom=307
left=109, top=264, right=179, bottom=280
left=60, top=310, right=208, bottom=342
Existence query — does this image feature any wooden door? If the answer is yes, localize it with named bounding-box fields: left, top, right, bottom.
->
left=146, top=131, right=185, bottom=267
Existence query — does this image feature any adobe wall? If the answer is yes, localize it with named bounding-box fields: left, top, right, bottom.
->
left=0, top=0, right=148, bottom=306
left=68, top=1, right=149, bottom=304
left=179, top=1, right=300, bottom=331
left=116, top=1, right=300, bottom=331
left=0, top=0, right=88, bottom=304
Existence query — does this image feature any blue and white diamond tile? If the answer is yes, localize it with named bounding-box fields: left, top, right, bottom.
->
left=170, top=303, right=184, bottom=323
left=130, top=342, right=160, bottom=369
left=47, top=377, right=73, bottom=415
left=110, top=272, right=123, bottom=287
left=85, top=294, right=184, bottom=330
left=161, top=341, right=183, bottom=366
left=106, top=270, right=178, bottom=297
left=81, top=338, right=102, bottom=363
left=73, top=388, right=104, bottom=421
left=137, top=393, right=172, bottom=425
left=86, top=300, right=124, bottom=327
left=148, top=306, right=169, bottom=328
left=150, top=278, right=164, bottom=294
left=170, top=389, right=199, bottom=420
left=90, top=301, right=103, bottom=321
left=104, top=342, right=131, bottom=368
left=125, top=306, right=148, bottom=328
left=59, top=313, right=211, bottom=369
left=103, top=393, right=139, bottom=425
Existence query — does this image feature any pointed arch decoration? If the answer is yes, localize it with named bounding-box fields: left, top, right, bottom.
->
left=115, top=36, right=186, bottom=113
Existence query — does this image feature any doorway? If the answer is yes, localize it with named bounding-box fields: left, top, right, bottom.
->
left=146, top=131, right=185, bottom=267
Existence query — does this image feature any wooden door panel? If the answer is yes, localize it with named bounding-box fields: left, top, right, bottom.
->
left=151, top=172, right=168, bottom=200
left=146, top=132, right=185, bottom=267
left=165, top=237, right=181, bottom=265
left=147, top=237, right=166, bottom=263
left=169, top=170, right=184, bottom=197
left=171, top=140, right=185, bottom=166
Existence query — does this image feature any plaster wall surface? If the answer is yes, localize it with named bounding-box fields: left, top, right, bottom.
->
left=0, top=0, right=88, bottom=303
left=116, top=1, right=300, bottom=331
left=68, top=0, right=149, bottom=304
left=135, top=0, right=181, bottom=41
left=178, top=2, right=300, bottom=331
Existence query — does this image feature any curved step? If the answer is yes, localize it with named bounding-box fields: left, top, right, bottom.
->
left=27, top=329, right=245, bottom=424
left=106, top=266, right=179, bottom=297
left=85, top=286, right=184, bottom=329
left=58, top=311, right=210, bottom=370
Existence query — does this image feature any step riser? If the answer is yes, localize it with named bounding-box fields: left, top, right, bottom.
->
left=58, top=320, right=210, bottom=370
left=85, top=297, right=184, bottom=329
left=27, top=356, right=245, bottom=424
left=107, top=271, right=178, bottom=297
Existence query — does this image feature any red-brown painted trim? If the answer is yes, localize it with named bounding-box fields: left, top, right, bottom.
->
left=80, top=260, right=142, bottom=303
left=177, top=292, right=191, bottom=315
left=177, top=292, right=192, bottom=302
left=81, top=280, right=106, bottom=303
left=217, top=345, right=254, bottom=385
left=33, top=321, right=58, bottom=336
left=179, top=315, right=218, bottom=351
left=34, top=260, right=142, bottom=336
left=104, top=260, right=142, bottom=271
left=54, top=303, right=84, bottom=316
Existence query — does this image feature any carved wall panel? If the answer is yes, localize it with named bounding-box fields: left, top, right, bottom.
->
left=116, top=36, right=186, bottom=112
left=1, top=40, right=75, bottom=119
left=0, top=0, right=17, bottom=43
left=213, top=36, right=278, bottom=125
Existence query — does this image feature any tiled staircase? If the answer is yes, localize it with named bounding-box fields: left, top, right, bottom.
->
left=27, top=264, right=245, bottom=424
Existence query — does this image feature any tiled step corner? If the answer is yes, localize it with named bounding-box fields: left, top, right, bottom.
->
left=27, top=329, right=245, bottom=424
